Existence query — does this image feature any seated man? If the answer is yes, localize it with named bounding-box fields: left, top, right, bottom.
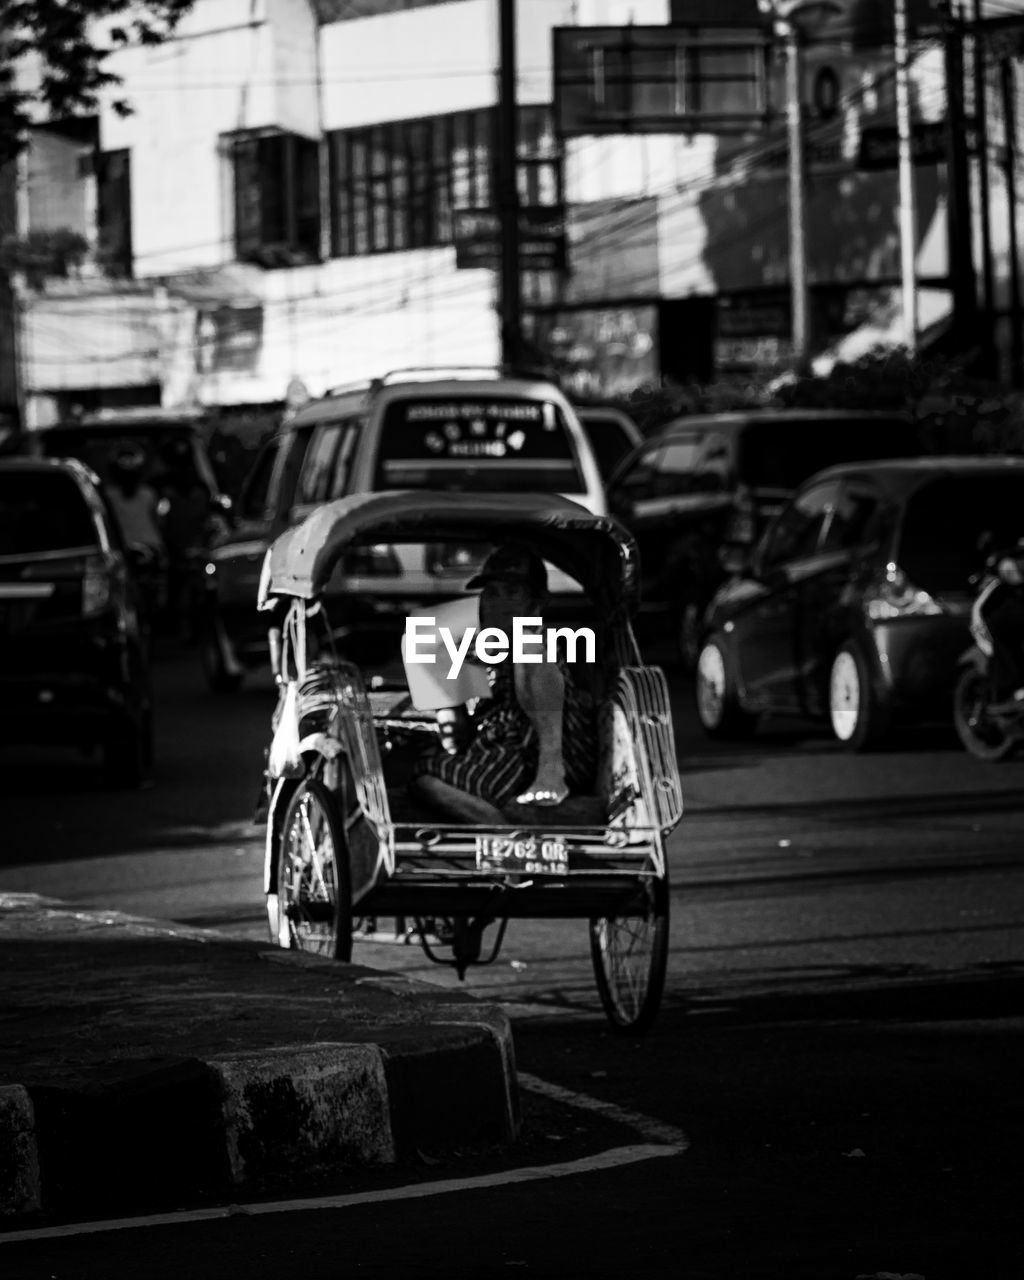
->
left=409, top=544, right=597, bottom=824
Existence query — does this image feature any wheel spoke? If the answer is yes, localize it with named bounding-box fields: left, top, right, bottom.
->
left=301, top=803, right=332, bottom=900
left=599, top=916, right=654, bottom=1020
left=275, top=783, right=348, bottom=957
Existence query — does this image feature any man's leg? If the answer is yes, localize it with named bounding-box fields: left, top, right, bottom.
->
left=513, top=660, right=569, bottom=805
left=987, top=594, right=1024, bottom=705
left=409, top=773, right=507, bottom=823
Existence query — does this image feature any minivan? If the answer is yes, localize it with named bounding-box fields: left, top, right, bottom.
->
left=203, top=367, right=606, bottom=690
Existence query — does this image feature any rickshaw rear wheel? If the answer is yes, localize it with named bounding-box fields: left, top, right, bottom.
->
left=277, top=777, right=353, bottom=961
left=589, top=877, right=669, bottom=1035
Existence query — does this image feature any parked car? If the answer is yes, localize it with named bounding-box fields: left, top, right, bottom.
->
left=203, top=366, right=606, bottom=691
left=574, top=404, right=642, bottom=484
left=0, top=457, right=154, bottom=785
left=694, top=457, right=1024, bottom=750
left=20, top=408, right=233, bottom=636
left=606, top=409, right=922, bottom=666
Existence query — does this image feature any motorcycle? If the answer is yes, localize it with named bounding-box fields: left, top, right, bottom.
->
left=953, top=549, right=1024, bottom=761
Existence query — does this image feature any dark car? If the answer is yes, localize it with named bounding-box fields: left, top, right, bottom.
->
left=21, top=408, right=233, bottom=635
left=203, top=368, right=605, bottom=691
left=694, top=457, right=1024, bottom=750
left=574, top=405, right=642, bottom=484
left=0, top=458, right=154, bottom=785
left=607, top=409, right=921, bottom=666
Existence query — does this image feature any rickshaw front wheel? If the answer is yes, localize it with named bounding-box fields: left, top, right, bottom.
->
left=589, top=877, right=669, bottom=1035
left=277, top=778, right=353, bottom=961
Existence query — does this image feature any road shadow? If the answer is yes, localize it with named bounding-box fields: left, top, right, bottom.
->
left=665, top=959, right=1024, bottom=1028
left=686, top=783, right=1024, bottom=822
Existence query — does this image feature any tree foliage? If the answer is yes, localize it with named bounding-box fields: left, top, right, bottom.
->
left=609, top=347, right=1024, bottom=454
left=0, top=226, right=89, bottom=287
left=0, top=0, right=196, bottom=163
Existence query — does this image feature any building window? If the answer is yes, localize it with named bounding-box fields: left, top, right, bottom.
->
left=97, top=150, right=133, bottom=278
left=329, top=107, right=561, bottom=259
left=226, top=129, right=321, bottom=268
left=517, top=105, right=561, bottom=209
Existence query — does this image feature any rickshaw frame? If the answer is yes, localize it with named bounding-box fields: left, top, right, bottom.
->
left=257, top=492, right=683, bottom=1033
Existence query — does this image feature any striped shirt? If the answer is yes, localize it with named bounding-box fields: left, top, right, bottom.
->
left=413, top=661, right=597, bottom=810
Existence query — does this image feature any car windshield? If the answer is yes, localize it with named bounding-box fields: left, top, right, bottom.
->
left=737, top=418, right=917, bottom=490
left=0, top=471, right=99, bottom=556
left=374, top=396, right=586, bottom=493
left=39, top=425, right=210, bottom=495
left=898, top=473, right=1024, bottom=592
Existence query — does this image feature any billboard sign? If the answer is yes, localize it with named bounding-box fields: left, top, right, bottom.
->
left=553, top=25, right=770, bottom=137
left=453, top=206, right=567, bottom=272
left=527, top=305, right=659, bottom=399
left=195, top=305, right=263, bottom=375
left=857, top=120, right=978, bottom=170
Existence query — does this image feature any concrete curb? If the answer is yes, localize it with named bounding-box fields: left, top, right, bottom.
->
left=2, top=1016, right=519, bottom=1224
left=0, top=1087, right=41, bottom=1219
left=0, top=894, right=521, bottom=1225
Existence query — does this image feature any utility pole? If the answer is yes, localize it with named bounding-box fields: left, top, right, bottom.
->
left=496, top=0, right=522, bottom=368
left=11, top=144, right=30, bottom=432
left=942, top=2, right=978, bottom=350
left=784, top=21, right=810, bottom=367
left=972, top=0, right=996, bottom=373
left=1001, top=55, right=1022, bottom=386
left=895, top=0, right=918, bottom=351
left=759, top=0, right=842, bottom=371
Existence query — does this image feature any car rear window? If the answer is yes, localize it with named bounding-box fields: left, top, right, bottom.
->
left=898, top=473, right=1024, bottom=592
left=38, top=426, right=209, bottom=494
left=0, top=471, right=99, bottom=555
left=374, top=396, right=586, bottom=493
left=737, top=418, right=918, bottom=490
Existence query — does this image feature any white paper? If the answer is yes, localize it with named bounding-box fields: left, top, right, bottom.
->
left=401, top=595, right=492, bottom=710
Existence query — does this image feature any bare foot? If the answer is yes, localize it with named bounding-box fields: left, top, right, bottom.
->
left=514, top=771, right=569, bottom=807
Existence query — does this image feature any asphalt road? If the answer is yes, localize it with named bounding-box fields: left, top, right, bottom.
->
left=3, top=645, right=1024, bottom=1276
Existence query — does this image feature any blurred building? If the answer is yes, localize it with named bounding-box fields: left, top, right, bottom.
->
left=3, top=0, right=1021, bottom=421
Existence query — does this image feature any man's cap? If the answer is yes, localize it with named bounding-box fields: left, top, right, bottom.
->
left=466, top=543, right=548, bottom=594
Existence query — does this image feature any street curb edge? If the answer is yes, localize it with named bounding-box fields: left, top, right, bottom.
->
left=0, top=1015, right=519, bottom=1225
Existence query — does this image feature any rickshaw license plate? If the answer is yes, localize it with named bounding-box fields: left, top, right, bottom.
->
left=475, top=834, right=568, bottom=875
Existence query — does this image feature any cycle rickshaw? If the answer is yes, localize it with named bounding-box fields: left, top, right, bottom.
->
left=256, top=492, right=683, bottom=1033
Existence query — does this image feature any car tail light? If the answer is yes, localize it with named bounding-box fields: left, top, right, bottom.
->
left=342, top=543, right=400, bottom=576
left=82, top=555, right=112, bottom=617
left=865, top=564, right=944, bottom=620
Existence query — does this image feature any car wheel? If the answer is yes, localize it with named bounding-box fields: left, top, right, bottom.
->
left=202, top=620, right=245, bottom=694
left=695, top=636, right=758, bottom=739
left=828, top=642, right=890, bottom=751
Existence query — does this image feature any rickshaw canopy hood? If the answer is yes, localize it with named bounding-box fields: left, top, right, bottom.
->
left=260, top=491, right=640, bottom=614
